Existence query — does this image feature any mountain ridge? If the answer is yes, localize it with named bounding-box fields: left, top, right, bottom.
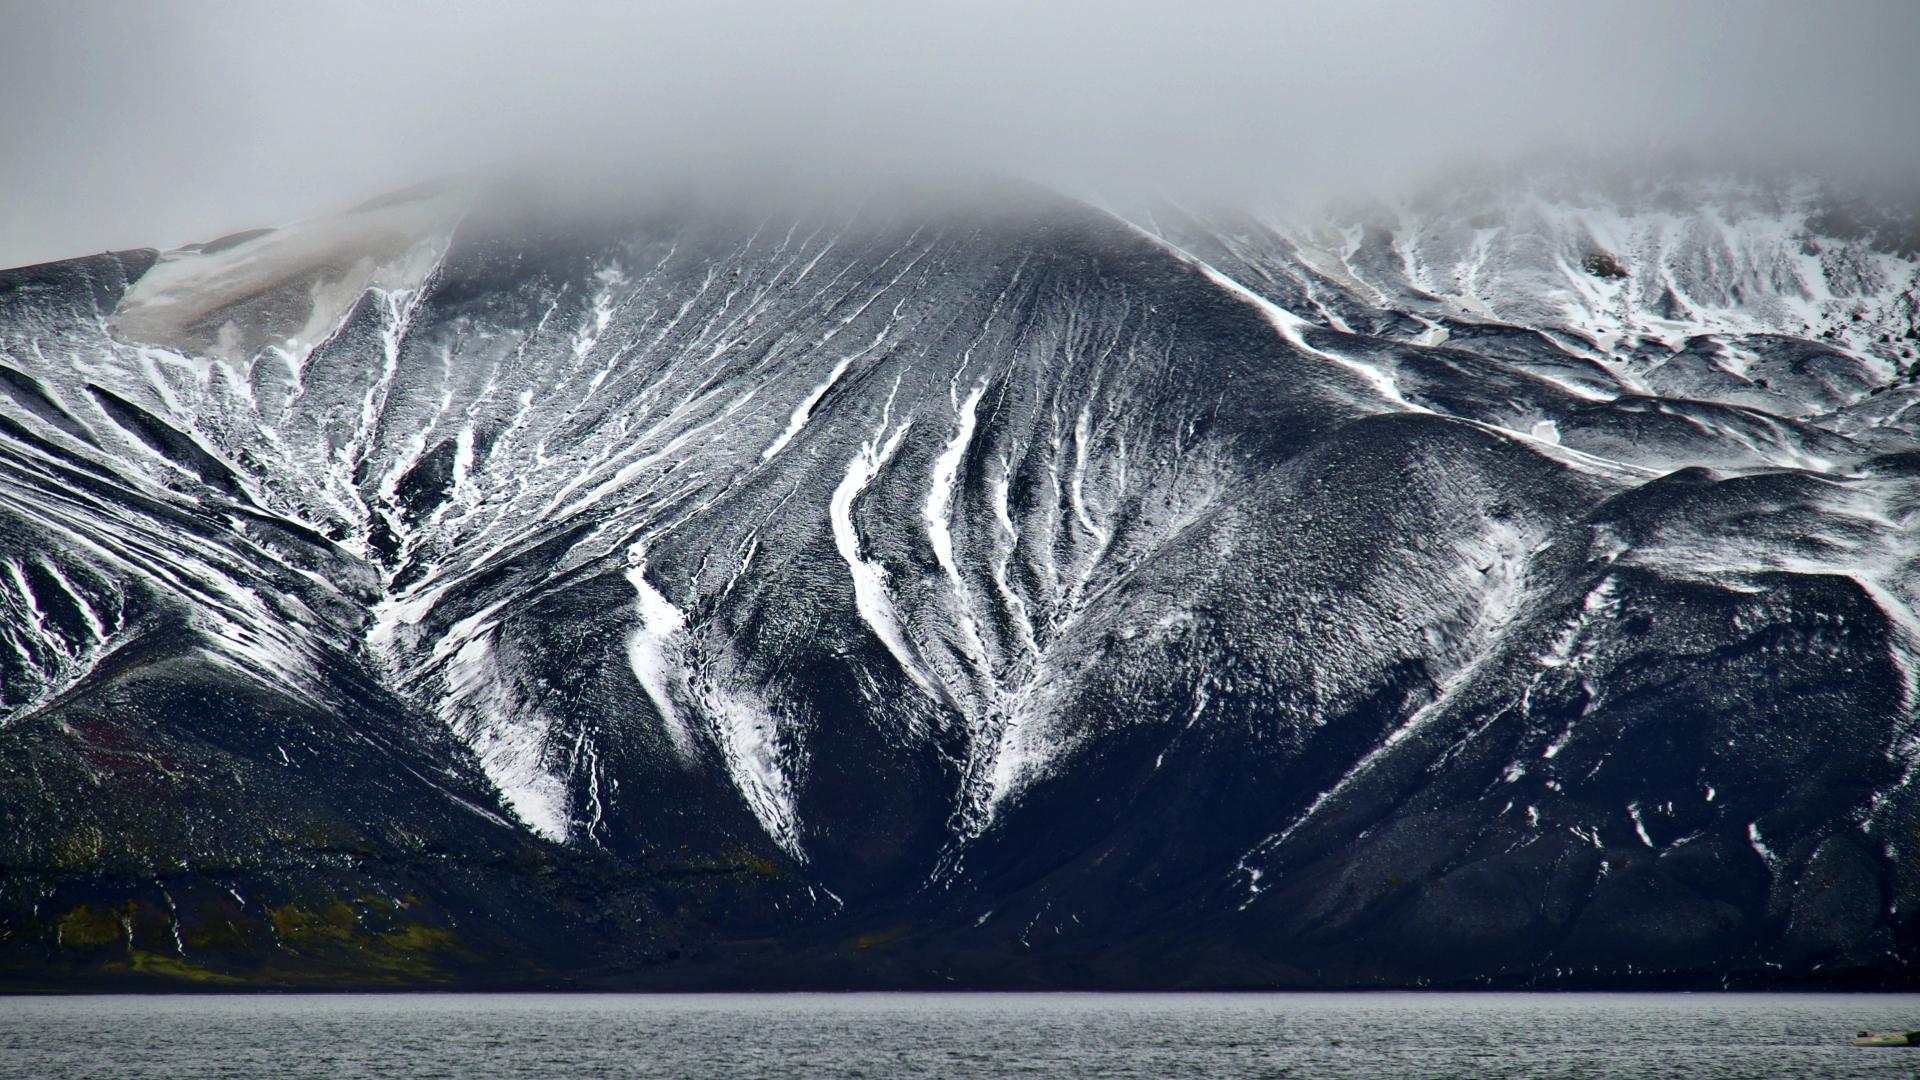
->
left=2, top=170, right=1918, bottom=989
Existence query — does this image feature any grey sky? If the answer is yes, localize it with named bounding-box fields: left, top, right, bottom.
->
left=2, top=0, right=1916, bottom=269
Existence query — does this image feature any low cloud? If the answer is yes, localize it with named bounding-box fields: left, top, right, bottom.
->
left=2, top=0, right=1916, bottom=267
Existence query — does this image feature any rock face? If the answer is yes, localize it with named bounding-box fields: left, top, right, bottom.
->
left=1, top=170, right=1917, bottom=989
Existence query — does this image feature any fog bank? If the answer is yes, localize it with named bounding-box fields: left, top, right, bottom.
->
left=2, top=0, right=1916, bottom=268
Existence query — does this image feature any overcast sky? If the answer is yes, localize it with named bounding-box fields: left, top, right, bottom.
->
left=2, top=0, right=1917, bottom=269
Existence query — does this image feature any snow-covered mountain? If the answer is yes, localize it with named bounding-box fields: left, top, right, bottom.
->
left=3, top=168, right=1918, bottom=989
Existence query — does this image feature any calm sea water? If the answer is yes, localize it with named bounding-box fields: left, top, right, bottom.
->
left=1, top=992, right=1917, bottom=1078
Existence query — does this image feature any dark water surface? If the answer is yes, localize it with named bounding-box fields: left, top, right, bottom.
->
left=2, top=992, right=1918, bottom=1078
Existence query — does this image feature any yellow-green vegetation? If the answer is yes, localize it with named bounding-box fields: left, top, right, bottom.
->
left=266, top=898, right=362, bottom=946
left=179, top=913, right=251, bottom=952
left=48, top=892, right=467, bottom=987
left=54, top=904, right=125, bottom=948
left=123, top=950, right=243, bottom=984
left=52, top=902, right=239, bottom=984
left=264, top=896, right=465, bottom=983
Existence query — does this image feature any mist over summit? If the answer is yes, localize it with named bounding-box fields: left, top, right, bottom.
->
left=3, top=0, right=1917, bottom=267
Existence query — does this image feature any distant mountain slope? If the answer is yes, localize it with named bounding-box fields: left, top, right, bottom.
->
left=2, top=171, right=1917, bottom=989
